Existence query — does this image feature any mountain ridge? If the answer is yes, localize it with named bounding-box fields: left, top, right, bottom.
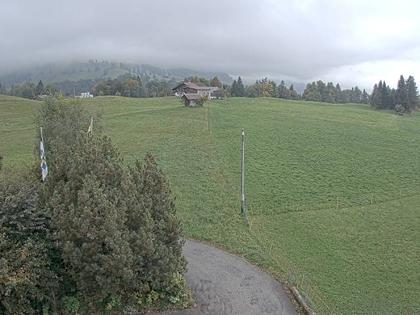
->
left=0, top=60, right=234, bottom=88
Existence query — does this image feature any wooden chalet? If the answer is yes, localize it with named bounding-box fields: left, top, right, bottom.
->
left=172, top=82, right=219, bottom=102
left=181, top=93, right=202, bottom=107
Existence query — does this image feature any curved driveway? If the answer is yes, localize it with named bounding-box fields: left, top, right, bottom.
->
left=148, top=240, right=297, bottom=315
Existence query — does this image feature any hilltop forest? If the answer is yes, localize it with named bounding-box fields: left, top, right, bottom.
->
left=0, top=61, right=418, bottom=113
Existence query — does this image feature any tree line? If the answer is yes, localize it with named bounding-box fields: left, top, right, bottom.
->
left=228, top=75, right=419, bottom=112
left=2, top=73, right=418, bottom=113
left=230, top=77, right=299, bottom=99
left=1, top=75, right=178, bottom=99
left=370, top=75, right=418, bottom=113
left=3, top=80, right=60, bottom=99
left=228, top=76, right=367, bottom=103
left=91, top=75, right=175, bottom=97
left=302, top=81, right=369, bottom=104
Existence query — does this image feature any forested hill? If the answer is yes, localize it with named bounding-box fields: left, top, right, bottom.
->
left=0, top=60, right=233, bottom=87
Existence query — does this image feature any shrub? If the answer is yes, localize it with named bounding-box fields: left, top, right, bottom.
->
left=39, top=99, right=188, bottom=313
left=394, top=104, right=405, bottom=115
left=1, top=98, right=189, bottom=314
left=43, top=136, right=134, bottom=312
left=0, top=234, right=47, bottom=314
left=0, top=176, right=54, bottom=314
left=196, top=95, right=208, bottom=106
left=124, top=156, right=186, bottom=308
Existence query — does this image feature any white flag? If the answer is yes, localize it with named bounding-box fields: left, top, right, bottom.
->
left=40, top=140, right=45, bottom=159
left=39, top=127, right=48, bottom=181
left=87, top=117, right=93, bottom=134
left=40, top=158, right=48, bottom=181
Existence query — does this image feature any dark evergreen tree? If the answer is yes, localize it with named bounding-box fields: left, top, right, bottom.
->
left=352, top=86, right=362, bottom=103
left=126, top=155, right=185, bottom=294
left=237, top=76, right=245, bottom=96
left=406, top=75, right=418, bottom=111
left=361, top=89, right=369, bottom=104
left=316, top=80, right=327, bottom=102
left=210, top=76, right=222, bottom=88
left=244, top=84, right=257, bottom=97
left=231, top=80, right=238, bottom=96
left=324, top=82, right=336, bottom=103
left=335, top=83, right=343, bottom=103
left=32, top=99, right=189, bottom=313
left=35, top=80, right=44, bottom=96
left=302, top=82, right=321, bottom=101
left=288, top=84, right=299, bottom=100
left=389, top=88, right=396, bottom=108
left=270, top=80, right=277, bottom=97
left=381, top=81, right=390, bottom=109
left=370, top=83, right=380, bottom=108
left=277, top=80, right=288, bottom=99
left=341, top=89, right=351, bottom=103
left=396, top=75, right=408, bottom=110
left=378, top=81, right=384, bottom=108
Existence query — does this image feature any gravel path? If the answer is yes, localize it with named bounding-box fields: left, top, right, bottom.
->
left=148, top=240, right=297, bottom=315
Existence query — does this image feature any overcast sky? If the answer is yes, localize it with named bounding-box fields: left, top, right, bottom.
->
left=1, top=0, right=420, bottom=88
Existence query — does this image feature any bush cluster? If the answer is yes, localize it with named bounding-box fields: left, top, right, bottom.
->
left=0, top=98, right=190, bottom=314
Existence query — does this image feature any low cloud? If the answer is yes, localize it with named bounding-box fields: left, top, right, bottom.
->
left=1, top=0, right=420, bottom=88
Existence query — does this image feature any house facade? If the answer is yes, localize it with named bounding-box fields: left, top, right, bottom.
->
left=172, top=82, right=218, bottom=99
left=79, top=92, right=93, bottom=98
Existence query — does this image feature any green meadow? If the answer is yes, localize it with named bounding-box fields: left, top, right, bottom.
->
left=1, top=95, right=419, bottom=314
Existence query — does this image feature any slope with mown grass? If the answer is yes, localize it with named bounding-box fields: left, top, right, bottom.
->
left=1, top=95, right=419, bottom=314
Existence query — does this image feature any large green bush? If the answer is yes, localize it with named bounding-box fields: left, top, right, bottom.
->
left=0, top=176, right=56, bottom=315
left=0, top=98, right=190, bottom=314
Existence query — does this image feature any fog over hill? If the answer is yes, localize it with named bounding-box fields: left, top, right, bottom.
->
left=2, top=0, right=420, bottom=89
left=0, top=61, right=234, bottom=88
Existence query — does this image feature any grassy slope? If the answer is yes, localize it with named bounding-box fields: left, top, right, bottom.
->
left=1, top=95, right=419, bottom=314
left=0, top=95, right=40, bottom=169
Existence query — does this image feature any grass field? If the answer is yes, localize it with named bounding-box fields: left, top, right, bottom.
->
left=1, top=95, right=419, bottom=314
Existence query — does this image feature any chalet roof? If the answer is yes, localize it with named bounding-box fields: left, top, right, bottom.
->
left=172, top=82, right=214, bottom=91
left=182, top=93, right=201, bottom=100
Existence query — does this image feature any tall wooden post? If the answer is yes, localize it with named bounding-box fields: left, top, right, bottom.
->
left=241, top=129, right=244, bottom=213
left=240, top=129, right=249, bottom=225
left=241, top=129, right=246, bottom=214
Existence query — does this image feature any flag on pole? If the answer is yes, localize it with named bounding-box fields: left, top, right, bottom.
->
left=87, top=116, right=93, bottom=134
left=40, top=138, right=45, bottom=159
left=40, top=159, right=48, bottom=181
left=39, top=127, right=48, bottom=181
